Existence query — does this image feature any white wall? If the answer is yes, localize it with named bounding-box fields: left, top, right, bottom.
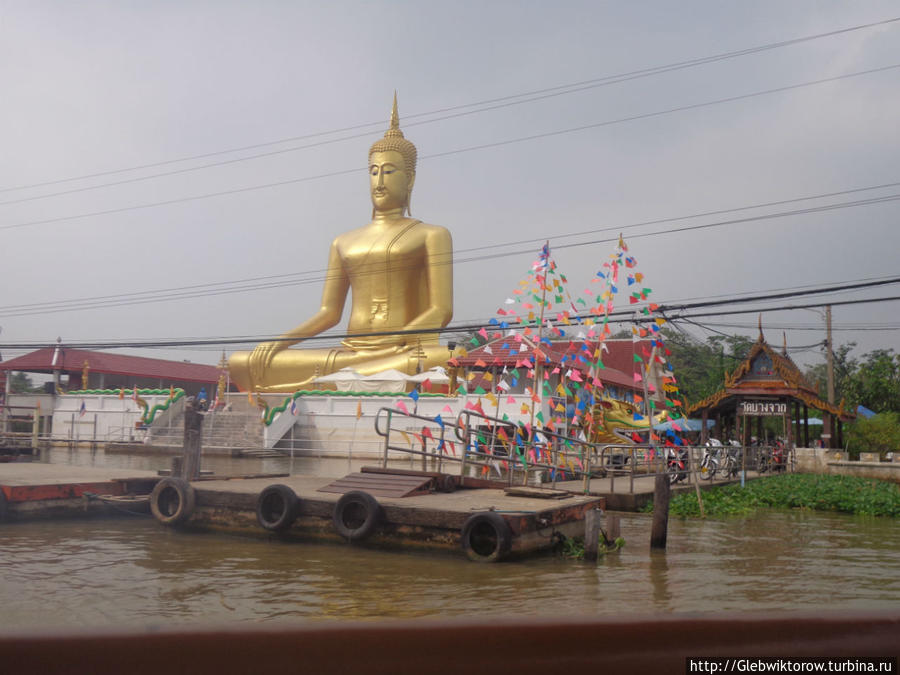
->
left=52, top=394, right=174, bottom=442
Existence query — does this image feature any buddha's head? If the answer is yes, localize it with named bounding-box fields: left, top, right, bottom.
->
left=369, top=93, right=417, bottom=216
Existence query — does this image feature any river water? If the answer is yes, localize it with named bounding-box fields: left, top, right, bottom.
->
left=1, top=449, right=899, bottom=630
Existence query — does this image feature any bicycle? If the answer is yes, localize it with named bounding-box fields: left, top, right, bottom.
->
left=699, top=442, right=721, bottom=481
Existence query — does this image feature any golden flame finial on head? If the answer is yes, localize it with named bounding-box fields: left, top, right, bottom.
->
left=369, top=92, right=417, bottom=175
left=389, top=90, right=400, bottom=132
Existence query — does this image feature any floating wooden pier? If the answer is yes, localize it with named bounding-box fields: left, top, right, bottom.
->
left=152, top=466, right=603, bottom=562
left=0, top=462, right=602, bottom=562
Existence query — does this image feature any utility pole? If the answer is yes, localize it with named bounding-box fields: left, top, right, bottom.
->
left=825, top=305, right=835, bottom=405
left=822, top=305, right=836, bottom=450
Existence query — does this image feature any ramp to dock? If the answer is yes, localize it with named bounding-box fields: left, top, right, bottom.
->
left=317, top=471, right=434, bottom=498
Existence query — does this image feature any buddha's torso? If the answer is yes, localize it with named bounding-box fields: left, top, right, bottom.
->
left=336, top=218, right=435, bottom=342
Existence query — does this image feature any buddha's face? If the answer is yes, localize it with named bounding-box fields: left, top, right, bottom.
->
left=369, top=150, right=413, bottom=213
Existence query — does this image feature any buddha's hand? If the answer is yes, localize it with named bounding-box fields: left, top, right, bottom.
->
left=249, top=340, right=288, bottom=383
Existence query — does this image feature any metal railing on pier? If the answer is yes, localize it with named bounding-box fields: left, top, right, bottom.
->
left=597, top=443, right=796, bottom=494
left=374, top=406, right=606, bottom=492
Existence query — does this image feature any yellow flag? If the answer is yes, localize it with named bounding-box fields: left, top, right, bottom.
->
left=247, top=390, right=253, bottom=404
left=356, top=400, right=362, bottom=419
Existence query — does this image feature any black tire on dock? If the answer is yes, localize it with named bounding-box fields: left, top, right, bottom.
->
left=332, top=490, right=382, bottom=542
left=256, top=484, right=300, bottom=532
left=150, top=478, right=196, bottom=526
left=461, top=511, right=512, bottom=563
left=436, top=475, right=456, bottom=493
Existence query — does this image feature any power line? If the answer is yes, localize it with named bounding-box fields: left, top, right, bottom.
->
left=2, top=288, right=898, bottom=351
left=5, top=178, right=898, bottom=315
left=1, top=187, right=898, bottom=318
left=3, top=63, right=899, bottom=232
left=0, top=194, right=898, bottom=320
left=663, top=295, right=900, bottom=322
left=4, top=15, right=897, bottom=196
left=697, top=320, right=900, bottom=332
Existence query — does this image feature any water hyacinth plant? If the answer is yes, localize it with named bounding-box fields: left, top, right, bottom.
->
left=644, top=474, right=900, bottom=518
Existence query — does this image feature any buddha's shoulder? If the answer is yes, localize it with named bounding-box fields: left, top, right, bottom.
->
left=408, top=219, right=450, bottom=239
left=335, top=219, right=449, bottom=244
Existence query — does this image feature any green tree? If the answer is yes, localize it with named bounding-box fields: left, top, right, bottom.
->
left=846, top=412, right=900, bottom=459
left=845, top=349, right=900, bottom=413
left=8, top=372, right=39, bottom=393
left=805, top=343, right=858, bottom=404
left=806, top=345, right=900, bottom=413
left=661, top=329, right=753, bottom=407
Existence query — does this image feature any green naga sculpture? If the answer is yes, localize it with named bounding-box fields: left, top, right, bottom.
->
left=590, top=399, right=669, bottom=445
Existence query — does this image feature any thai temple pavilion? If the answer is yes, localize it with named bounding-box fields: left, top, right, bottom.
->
left=688, top=327, right=854, bottom=449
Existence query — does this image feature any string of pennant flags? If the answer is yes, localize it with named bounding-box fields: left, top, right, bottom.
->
left=446, top=235, right=691, bottom=449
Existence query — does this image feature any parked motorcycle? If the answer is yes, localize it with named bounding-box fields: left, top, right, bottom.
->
left=771, top=440, right=788, bottom=472
left=666, top=446, right=689, bottom=484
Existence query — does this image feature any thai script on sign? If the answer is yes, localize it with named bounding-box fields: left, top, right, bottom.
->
left=739, top=401, right=787, bottom=416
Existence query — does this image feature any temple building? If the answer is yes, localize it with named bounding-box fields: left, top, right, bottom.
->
left=687, top=329, right=854, bottom=449
left=0, top=346, right=220, bottom=394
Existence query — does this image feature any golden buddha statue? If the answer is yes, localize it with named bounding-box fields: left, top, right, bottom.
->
left=228, top=95, right=455, bottom=393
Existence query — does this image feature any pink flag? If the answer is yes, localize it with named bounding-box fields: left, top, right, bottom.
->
left=395, top=400, right=410, bottom=415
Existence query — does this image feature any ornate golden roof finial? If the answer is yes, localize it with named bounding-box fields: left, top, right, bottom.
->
left=758, top=314, right=764, bottom=341
left=783, top=332, right=788, bottom=355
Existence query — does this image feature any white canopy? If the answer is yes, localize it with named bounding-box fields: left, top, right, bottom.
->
left=312, top=367, right=410, bottom=392
left=311, top=367, right=363, bottom=383
left=407, top=366, right=450, bottom=384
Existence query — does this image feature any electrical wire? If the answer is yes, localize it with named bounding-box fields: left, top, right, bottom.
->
left=3, top=15, right=896, bottom=196
left=1, top=183, right=898, bottom=318
left=1, top=290, right=898, bottom=351
left=2, top=63, right=898, bottom=229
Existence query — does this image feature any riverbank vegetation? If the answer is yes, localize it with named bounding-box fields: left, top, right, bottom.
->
left=644, top=474, right=900, bottom=518
left=559, top=535, right=625, bottom=560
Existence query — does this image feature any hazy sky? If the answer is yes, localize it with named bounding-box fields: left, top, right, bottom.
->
left=1, top=1, right=898, bottom=373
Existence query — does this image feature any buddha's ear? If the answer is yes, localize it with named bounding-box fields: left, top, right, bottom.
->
left=406, top=172, right=416, bottom=216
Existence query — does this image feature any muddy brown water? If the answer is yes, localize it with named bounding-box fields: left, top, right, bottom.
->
left=1, top=449, right=898, bottom=630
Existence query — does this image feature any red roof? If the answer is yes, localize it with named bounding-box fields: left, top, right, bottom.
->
left=0, top=347, right=219, bottom=383
left=455, top=337, right=653, bottom=391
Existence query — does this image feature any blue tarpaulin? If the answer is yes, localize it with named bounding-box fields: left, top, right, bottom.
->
left=857, top=405, right=876, bottom=419
left=653, top=418, right=715, bottom=432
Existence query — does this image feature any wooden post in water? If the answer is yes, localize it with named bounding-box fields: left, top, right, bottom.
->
left=691, top=449, right=706, bottom=518
left=31, top=409, right=39, bottom=449
left=605, top=513, right=621, bottom=543
left=584, top=508, right=602, bottom=561
left=180, top=397, right=203, bottom=480
left=650, top=474, right=670, bottom=550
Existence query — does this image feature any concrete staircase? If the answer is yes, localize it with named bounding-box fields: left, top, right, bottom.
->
left=148, top=399, right=267, bottom=450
